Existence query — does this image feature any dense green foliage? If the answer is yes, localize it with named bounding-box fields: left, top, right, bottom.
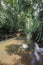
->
left=0, top=0, right=43, bottom=45
left=0, top=0, right=25, bottom=34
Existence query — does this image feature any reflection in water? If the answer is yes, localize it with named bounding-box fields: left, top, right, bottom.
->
left=5, top=43, right=43, bottom=65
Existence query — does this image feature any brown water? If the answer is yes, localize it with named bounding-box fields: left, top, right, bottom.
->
left=0, top=38, right=43, bottom=65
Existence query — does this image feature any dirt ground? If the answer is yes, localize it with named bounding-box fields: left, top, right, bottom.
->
left=0, top=38, right=43, bottom=65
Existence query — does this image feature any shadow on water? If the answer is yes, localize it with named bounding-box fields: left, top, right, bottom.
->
left=5, top=44, right=31, bottom=65
left=5, top=44, right=43, bottom=65
left=5, top=44, right=23, bottom=55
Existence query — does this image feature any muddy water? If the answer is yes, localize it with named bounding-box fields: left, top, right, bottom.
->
left=0, top=38, right=24, bottom=65
left=0, top=38, right=43, bottom=65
